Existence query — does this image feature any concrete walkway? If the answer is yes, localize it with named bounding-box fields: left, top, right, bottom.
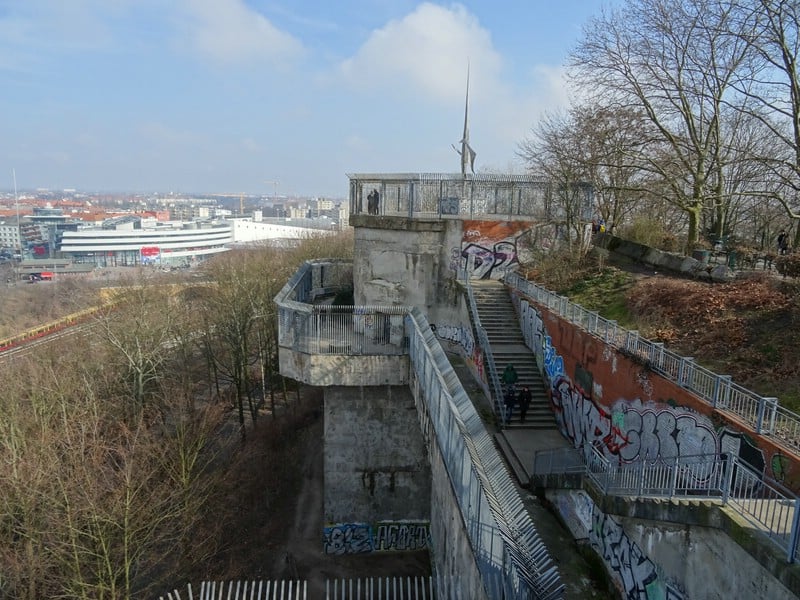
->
left=446, top=351, right=613, bottom=599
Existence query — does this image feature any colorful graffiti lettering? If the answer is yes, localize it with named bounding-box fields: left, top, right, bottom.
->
left=433, top=322, right=485, bottom=383
left=324, top=522, right=430, bottom=555
left=432, top=323, right=475, bottom=356
left=323, top=523, right=373, bottom=555
left=374, top=522, right=429, bottom=551
left=451, top=221, right=536, bottom=279
left=543, top=334, right=565, bottom=381
left=550, top=372, right=720, bottom=465
left=590, top=509, right=685, bottom=599
left=772, top=453, right=790, bottom=483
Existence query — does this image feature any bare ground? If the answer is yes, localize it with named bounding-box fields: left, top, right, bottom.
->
left=171, top=388, right=431, bottom=597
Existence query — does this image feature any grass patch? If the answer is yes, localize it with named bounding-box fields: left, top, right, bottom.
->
left=547, top=265, right=800, bottom=416
left=561, top=268, right=637, bottom=327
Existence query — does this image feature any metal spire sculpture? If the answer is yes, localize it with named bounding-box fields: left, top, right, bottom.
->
left=453, top=64, right=476, bottom=176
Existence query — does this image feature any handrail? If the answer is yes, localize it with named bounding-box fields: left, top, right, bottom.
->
left=274, top=260, right=565, bottom=598
left=405, top=307, right=563, bottom=598
left=464, top=279, right=506, bottom=426
left=505, top=272, right=800, bottom=456
left=347, top=172, right=593, bottom=221
left=534, top=445, right=800, bottom=563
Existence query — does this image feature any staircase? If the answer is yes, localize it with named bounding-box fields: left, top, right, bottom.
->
left=470, top=279, right=556, bottom=430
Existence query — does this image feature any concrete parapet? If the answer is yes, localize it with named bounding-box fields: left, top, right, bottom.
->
left=280, top=350, right=410, bottom=386
left=546, top=485, right=800, bottom=599
left=350, top=214, right=446, bottom=233
left=582, top=485, right=800, bottom=597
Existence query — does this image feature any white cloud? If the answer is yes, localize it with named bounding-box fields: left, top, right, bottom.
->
left=177, top=0, right=305, bottom=67
left=240, top=137, right=260, bottom=152
left=334, top=3, right=574, bottom=170
left=338, top=2, right=502, bottom=105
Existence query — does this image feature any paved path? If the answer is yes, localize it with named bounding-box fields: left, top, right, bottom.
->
left=447, top=352, right=613, bottom=599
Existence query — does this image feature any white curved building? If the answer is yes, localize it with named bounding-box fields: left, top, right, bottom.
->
left=59, top=220, right=232, bottom=267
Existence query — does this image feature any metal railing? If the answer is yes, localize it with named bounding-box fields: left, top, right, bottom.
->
left=405, top=307, right=563, bottom=599
left=275, top=259, right=409, bottom=356
left=274, top=260, right=564, bottom=599
left=464, top=279, right=505, bottom=426
left=348, top=173, right=593, bottom=222
left=280, top=304, right=410, bottom=356
left=160, top=576, right=435, bottom=599
left=505, top=272, right=799, bottom=454
left=534, top=445, right=800, bottom=563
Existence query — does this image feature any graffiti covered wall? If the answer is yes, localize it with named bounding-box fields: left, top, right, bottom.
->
left=323, top=521, right=430, bottom=555
left=431, top=321, right=486, bottom=386
left=516, top=297, right=797, bottom=486
left=450, top=220, right=539, bottom=280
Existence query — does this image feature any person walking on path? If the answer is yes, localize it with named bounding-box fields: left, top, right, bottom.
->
left=518, top=386, right=532, bottom=423
left=504, top=387, right=517, bottom=423
left=501, top=364, right=518, bottom=395
left=778, top=230, right=790, bottom=255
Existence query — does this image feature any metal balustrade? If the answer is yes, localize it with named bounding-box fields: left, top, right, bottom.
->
left=347, top=172, right=593, bottom=222
left=535, top=445, right=800, bottom=562
left=273, top=260, right=564, bottom=599
left=465, top=279, right=506, bottom=426
left=161, top=577, right=436, bottom=599
left=405, top=307, right=563, bottom=599
left=505, top=272, right=799, bottom=453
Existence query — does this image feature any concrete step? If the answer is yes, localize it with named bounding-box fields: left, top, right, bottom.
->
left=493, top=432, right=530, bottom=486
left=470, top=279, right=556, bottom=431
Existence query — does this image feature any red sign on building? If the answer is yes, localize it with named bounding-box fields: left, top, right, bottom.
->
left=140, top=246, right=160, bottom=257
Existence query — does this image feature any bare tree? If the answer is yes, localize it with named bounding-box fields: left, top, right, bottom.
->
left=520, top=103, right=649, bottom=234
left=570, top=0, right=756, bottom=248
left=0, top=339, right=222, bottom=599
left=518, top=110, right=596, bottom=254
left=199, top=250, right=280, bottom=437
left=726, top=0, right=800, bottom=247
left=94, top=277, right=187, bottom=422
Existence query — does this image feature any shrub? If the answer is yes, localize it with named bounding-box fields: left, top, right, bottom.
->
left=618, top=217, right=677, bottom=252
left=775, top=253, right=800, bottom=278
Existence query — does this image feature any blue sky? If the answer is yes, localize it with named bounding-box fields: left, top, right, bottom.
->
left=1, top=1, right=615, bottom=198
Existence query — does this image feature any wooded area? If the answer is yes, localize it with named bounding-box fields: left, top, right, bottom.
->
left=519, top=0, right=800, bottom=256
left=0, top=232, right=354, bottom=599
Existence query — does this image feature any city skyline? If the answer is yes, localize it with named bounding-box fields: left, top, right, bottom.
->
left=2, top=1, right=617, bottom=197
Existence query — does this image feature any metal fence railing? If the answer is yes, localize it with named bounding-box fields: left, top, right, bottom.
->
left=274, top=259, right=409, bottom=356
left=505, top=272, right=799, bottom=454
left=274, top=260, right=564, bottom=599
left=348, top=172, right=594, bottom=222
left=160, top=576, right=436, bottom=599
left=534, top=446, right=800, bottom=563
left=406, top=307, right=563, bottom=599
left=465, top=279, right=505, bottom=426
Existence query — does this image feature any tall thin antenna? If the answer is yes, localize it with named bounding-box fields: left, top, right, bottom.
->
left=453, top=63, right=476, bottom=176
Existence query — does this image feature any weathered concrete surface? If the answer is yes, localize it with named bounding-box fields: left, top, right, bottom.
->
left=547, top=488, right=800, bottom=599
left=352, top=217, right=446, bottom=309
left=427, top=426, right=489, bottom=600
left=280, top=351, right=410, bottom=386
left=593, top=492, right=800, bottom=597
left=594, top=233, right=712, bottom=280
left=324, top=385, right=431, bottom=524
left=351, top=217, right=471, bottom=313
